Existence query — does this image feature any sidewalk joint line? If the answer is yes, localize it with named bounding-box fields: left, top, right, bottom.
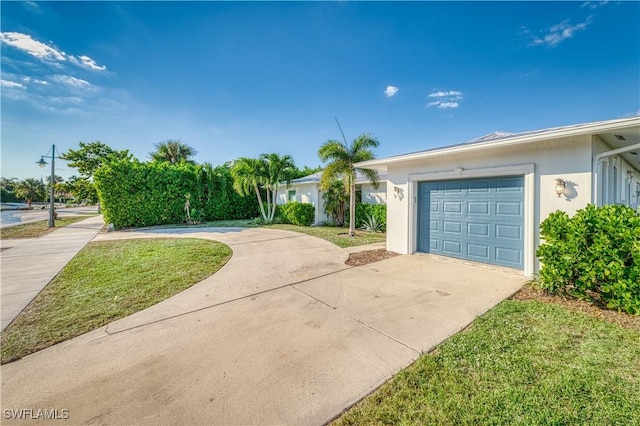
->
left=291, top=286, right=421, bottom=354
left=104, top=265, right=353, bottom=335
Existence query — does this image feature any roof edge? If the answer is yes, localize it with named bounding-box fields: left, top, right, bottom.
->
left=356, top=116, right=640, bottom=169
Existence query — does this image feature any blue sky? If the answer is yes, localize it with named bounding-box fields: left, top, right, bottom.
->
left=1, top=1, right=639, bottom=180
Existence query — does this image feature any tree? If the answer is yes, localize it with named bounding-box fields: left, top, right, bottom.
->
left=322, top=178, right=348, bottom=225
left=66, top=176, right=98, bottom=204
left=291, top=165, right=323, bottom=180
left=0, top=177, right=20, bottom=202
left=61, top=142, right=131, bottom=178
left=261, top=153, right=296, bottom=221
left=231, top=157, right=269, bottom=221
left=150, top=139, right=197, bottom=164
left=230, top=153, right=296, bottom=222
left=61, top=142, right=131, bottom=211
left=14, top=178, right=46, bottom=208
left=318, top=133, right=380, bottom=236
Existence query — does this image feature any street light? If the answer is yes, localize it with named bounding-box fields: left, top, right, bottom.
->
left=37, top=144, right=56, bottom=228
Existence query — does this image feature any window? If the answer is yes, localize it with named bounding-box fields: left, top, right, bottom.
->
left=288, top=190, right=296, bottom=202
left=355, top=186, right=362, bottom=204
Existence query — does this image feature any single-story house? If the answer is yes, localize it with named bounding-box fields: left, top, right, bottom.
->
left=355, top=117, right=640, bottom=277
left=277, top=171, right=387, bottom=224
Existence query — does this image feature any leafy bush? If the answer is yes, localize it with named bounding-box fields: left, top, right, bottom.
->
left=351, top=204, right=386, bottom=231
left=536, top=204, right=640, bottom=314
left=279, top=202, right=315, bottom=226
left=94, top=160, right=259, bottom=228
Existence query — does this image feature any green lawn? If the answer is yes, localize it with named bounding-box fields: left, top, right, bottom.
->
left=334, top=300, right=640, bottom=425
left=1, top=238, right=231, bottom=364
left=0, top=215, right=97, bottom=239
left=265, top=224, right=386, bottom=248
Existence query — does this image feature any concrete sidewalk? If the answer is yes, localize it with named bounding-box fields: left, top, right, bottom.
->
left=0, top=215, right=104, bottom=330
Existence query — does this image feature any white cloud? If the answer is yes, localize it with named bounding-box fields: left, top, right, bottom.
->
left=22, top=76, right=49, bottom=85
left=1, top=79, right=25, bottom=89
left=384, top=85, right=399, bottom=98
left=70, top=55, right=107, bottom=71
left=581, top=1, right=609, bottom=10
left=0, top=32, right=66, bottom=61
left=428, top=90, right=463, bottom=99
left=52, top=75, right=91, bottom=88
left=531, top=17, right=593, bottom=47
left=427, top=90, right=463, bottom=109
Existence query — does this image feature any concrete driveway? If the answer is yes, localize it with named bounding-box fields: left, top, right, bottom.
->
left=0, top=227, right=525, bottom=425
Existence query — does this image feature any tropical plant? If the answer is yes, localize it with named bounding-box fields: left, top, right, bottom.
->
left=0, top=177, right=20, bottom=202
left=318, top=133, right=380, bottom=236
left=150, top=139, right=197, bottom=164
left=14, top=178, right=47, bottom=208
left=360, top=214, right=384, bottom=233
left=322, top=178, right=348, bottom=225
left=261, top=153, right=296, bottom=221
left=230, top=154, right=296, bottom=222
left=230, top=157, right=269, bottom=221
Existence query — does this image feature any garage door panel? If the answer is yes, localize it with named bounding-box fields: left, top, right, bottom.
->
left=468, top=202, right=490, bottom=214
left=467, top=243, right=490, bottom=259
left=496, top=224, right=521, bottom=239
left=443, top=221, right=462, bottom=234
left=418, top=176, right=524, bottom=269
left=442, top=240, right=462, bottom=255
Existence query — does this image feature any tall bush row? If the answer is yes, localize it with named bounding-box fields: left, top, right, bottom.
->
left=536, top=204, right=640, bottom=314
left=94, top=160, right=259, bottom=228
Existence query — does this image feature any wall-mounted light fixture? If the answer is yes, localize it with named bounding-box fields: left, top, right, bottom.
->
left=554, top=178, right=566, bottom=198
left=393, top=186, right=404, bottom=200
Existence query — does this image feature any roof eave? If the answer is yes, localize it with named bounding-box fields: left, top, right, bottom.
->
left=355, top=117, right=640, bottom=169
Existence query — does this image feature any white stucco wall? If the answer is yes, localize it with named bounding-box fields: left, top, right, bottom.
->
left=361, top=182, right=387, bottom=204
left=385, top=135, right=595, bottom=276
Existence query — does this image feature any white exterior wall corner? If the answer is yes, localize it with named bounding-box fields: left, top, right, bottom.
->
left=385, top=135, right=594, bottom=277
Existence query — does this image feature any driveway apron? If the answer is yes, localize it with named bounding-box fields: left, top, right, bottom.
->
left=1, top=227, right=525, bottom=425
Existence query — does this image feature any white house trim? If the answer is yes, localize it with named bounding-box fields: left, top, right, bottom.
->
left=358, top=117, right=640, bottom=171
left=592, top=142, right=640, bottom=205
left=407, top=163, right=535, bottom=277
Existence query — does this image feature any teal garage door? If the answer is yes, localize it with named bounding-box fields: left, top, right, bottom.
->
left=417, top=176, right=524, bottom=269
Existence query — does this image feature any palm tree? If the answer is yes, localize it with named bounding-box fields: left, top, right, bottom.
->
left=150, top=139, right=197, bottom=164
left=318, top=133, right=380, bottom=236
left=261, top=153, right=296, bottom=221
left=230, top=157, right=268, bottom=221
left=321, top=178, right=348, bottom=225
left=14, top=178, right=47, bottom=208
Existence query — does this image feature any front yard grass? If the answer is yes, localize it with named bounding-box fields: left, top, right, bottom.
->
left=265, top=224, right=386, bottom=248
left=0, top=215, right=96, bottom=239
left=334, top=299, right=640, bottom=425
left=1, top=238, right=231, bottom=364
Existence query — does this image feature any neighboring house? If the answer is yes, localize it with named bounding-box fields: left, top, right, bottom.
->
left=355, top=117, right=640, bottom=277
left=277, top=171, right=387, bottom=224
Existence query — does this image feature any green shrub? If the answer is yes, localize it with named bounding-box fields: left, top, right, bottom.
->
left=536, top=204, right=640, bottom=314
left=94, top=160, right=259, bottom=228
left=279, top=202, right=315, bottom=226
left=350, top=204, right=387, bottom=231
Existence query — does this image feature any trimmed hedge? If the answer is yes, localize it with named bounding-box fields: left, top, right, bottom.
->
left=536, top=204, right=640, bottom=314
left=279, top=202, right=315, bottom=226
left=94, top=160, right=259, bottom=228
